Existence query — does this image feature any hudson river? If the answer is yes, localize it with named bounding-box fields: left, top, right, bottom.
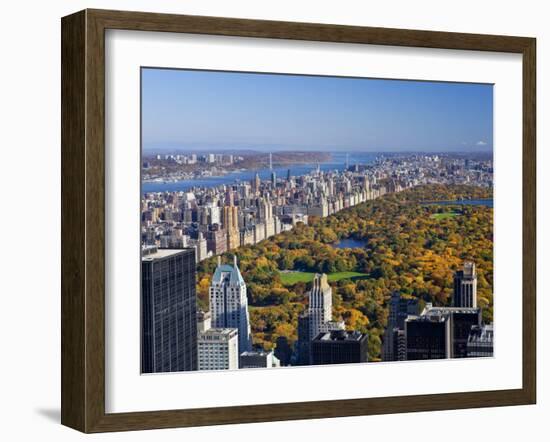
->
left=141, top=152, right=377, bottom=194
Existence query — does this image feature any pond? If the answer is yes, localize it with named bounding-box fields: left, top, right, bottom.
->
left=424, top=199, right=493, bottom=208
left=332, top=238, right=368, bottom=249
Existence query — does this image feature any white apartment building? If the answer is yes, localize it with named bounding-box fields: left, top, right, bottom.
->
left=198, top=328, right=239, bottom=371
left=209, top=255, right=252, bottom=355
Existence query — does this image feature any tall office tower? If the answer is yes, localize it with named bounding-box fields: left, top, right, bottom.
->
left=307, top=273, right=333, bottom=340
left=311, top=330, right=368, bottom=365
left=405, top=312, right=451, bottom=360
left=467, top=324, right=494, bottom=357
left=286, top=169, right=291, bottom=182
left=392, top=328, right=407, bottom=361
left=405, top=304, right=481, bottom=360
left=453, top=261, right=478, bottom=308
left=197, top=328, right=239, bottom=371
left=240, top=350, right=281, bottom=369
left=296, top=312, right=311, bottom=365
left=382, top=292, right=419, bottom=361
left=447, top=308, right=482, bottom=357
left=209, top=255, right=252, bottom=356
left=252, top=172, right=261, bottom=194
left=296, top=274, right=344, bottom=365
left=141, top=247, right=197, bottom=373
left=223, top=205, right=240, bottom=250
left=271, top=171, right=277, bottom=188
left=222, top=204, right=238, bottom=231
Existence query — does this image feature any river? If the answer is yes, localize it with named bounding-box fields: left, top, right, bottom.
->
left=141, top=152, right=377, bottom=194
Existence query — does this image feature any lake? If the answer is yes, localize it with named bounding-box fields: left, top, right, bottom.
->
left=424, top=199, right=493, bottom=208
left=141, top=152, right=377, bottom=194
left=332, top=238, right=368, bottom=249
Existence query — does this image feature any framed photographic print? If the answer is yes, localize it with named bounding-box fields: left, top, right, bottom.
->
left=61, top=9, right=536, bottom=433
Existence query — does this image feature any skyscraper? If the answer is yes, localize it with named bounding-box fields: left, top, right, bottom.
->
left=209, top=255, right=252, bottom=355
left=252, top=172, right=261, bottom=194
left=141, top=246, right=197, bottom=373
left=382, top=291, right=419, bottom=361
left=307, top=273, right=333, bottom=340
left=296, top=312, right=311, bottom=365
left=405, top=304, right=481, bottom=360
left=296, top=273, right=344, bottom=365
left=311, top=330, right=368, bottom=365
left=405, top=312, right=451, bottom=360
left=453, top=261, right=478, bottom=308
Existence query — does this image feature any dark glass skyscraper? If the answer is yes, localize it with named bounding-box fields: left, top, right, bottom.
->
left=311, top=330, right=368, bottom=365
left=382, top=291, right=419, bottom=361
left=405, top=304, right=481, bottom=360
left=141, top=247, right=198, bottom=373
left=405, top=313, right=451, bottom=360
left=296, top=312, right=311, bottom=365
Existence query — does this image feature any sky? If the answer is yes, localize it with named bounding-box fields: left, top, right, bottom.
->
left=141, top=68, right=493, bottom=153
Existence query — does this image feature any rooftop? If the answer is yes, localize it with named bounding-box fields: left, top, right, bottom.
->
left=421, top=304, right=480, bottom=316
left=141, top=246, right=193, bottom=261
left=211, top=255, right=245, bottom=286
left=198, top=328, right=238, bottom=340
left=240, top=350, right=274, bottom=357
left=313, top=330, right=365, bottom=342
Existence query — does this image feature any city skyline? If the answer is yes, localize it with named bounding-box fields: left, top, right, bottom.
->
left=140, top=151, right=494, bottom=371
left=140, top=69, right=494, bottom=373
left=142, top=68, right=494, bottom=153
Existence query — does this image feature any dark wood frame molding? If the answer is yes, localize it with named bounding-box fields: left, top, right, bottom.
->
left=61, top=8, right=536, bottom=433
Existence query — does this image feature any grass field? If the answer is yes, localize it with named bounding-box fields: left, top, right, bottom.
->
left=430, top=212, right=460, bottom=220
left=279, top=270, right=369, bottom=285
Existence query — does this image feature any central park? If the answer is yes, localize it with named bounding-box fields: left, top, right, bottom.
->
left=196, top=184, right=493, bottom=362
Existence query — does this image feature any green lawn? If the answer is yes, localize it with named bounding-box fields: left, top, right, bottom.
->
left=430, top=212, right=460, bottom=220
left=279, top=270, right=369, bottom=285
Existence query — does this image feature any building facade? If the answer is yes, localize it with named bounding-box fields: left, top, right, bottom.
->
left=405, top=313, right=451, bottom=360
left=311, top=330, right=368, bottom=365
left=296, top=273, right=345, bottom=365
left=467, top=324, right=494, bottom=357
left=197, top=310, right=211, bottom=333
left=307, top=273, right=334, bottom=340
left=296, top=312, right=311, bottom=365
left=382, top=291, right=419, bottom=361
left=141, top=247, right=197, bottom=373
left=198, top=328, right=239, bottom=370
left=209, top=255, right=253, bottom=356
left=453, top=261, right=478, bottom=308
left=405, top=304, right=481, bottom=360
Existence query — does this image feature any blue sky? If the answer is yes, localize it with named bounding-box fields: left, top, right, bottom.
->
left=141, top=68, right=493, bottom=152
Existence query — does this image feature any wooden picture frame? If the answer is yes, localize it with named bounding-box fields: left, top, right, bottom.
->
left=61, top=8, right=536, bottom=433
